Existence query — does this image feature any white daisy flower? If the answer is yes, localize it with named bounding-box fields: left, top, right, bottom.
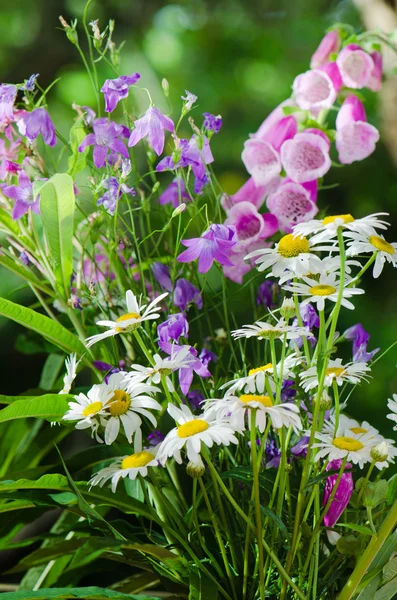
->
left=123, top=347, right=194, bottom=393
left=63, top=385, right=108, bottom=442
left=292, top=212, right=390, bottom=243
left=370, top=437, right=397, bottom=470
left=89, top=442, right=159, bottom=493
left=246, top=233, right=335, bottom=279
left=204, top=394, right=302, bottom=434
left=219, top=353, right=303, bottom=395
left=345, top=231, right=397, bottom=278
left=322, top=414, right=381, bottom=441
left=96, top=371, right=161, bottom=445
left=86, top=290, right=168, bottom=348
left=299, top=358, right=371, bottom=391
left=231, top=317, right=309, bottom=341
left=59, top=353, right=80, bottom=394
left=157, top=404, right=238, bottom=466
left=283, top=272, right=364, bottom=311
left=313, top=430, right=374, bottom=467
left=321, top=255, right=361, bottom=277
left=387, top=394, right=397, bottom=431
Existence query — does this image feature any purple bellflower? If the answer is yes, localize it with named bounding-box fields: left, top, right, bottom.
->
left=184, top=390, right=205, bottom=411
left=78, top=118, right=129, bottom=168
left=173, top=278, right=203, bottom=311
left=203, top=112, right=222, bottom=134
left=128, top=106, right=174, bottom=156
left=199, top=348, right=217, bottom=367
left=17, top=107, right=56, bottom=147
left=323, top=460, right=354, bottom=528
left=97, top=176, right=135, bottom=215
left=291, top=303, right=319, bottom=349
left=151, top=262, right=173, bottom=292
left=21, top=74, right=39, bottom=92
left=266, top=438, right=281, bottom=468
left=256, top=280, right=281, bottom=309
left=159, top=342, right=211, bottom=394
left=343, top=323, right=379, bottom=363
left=2, top=171, right=41, bottom=219
left=158, top=312, right=189, bottom=343
left=290, top=435, right=310, bottom=458
left=0, top=84, right=17, bottom=129
left=181, top=91, right=198, bottom=110
left=147, top=429, right=165, bottom=446
left=101, top=73, right=140, bottom=113
left=158, top=177, right=190, bottom=208
left=336, top=95, right=379, bottom=165
left=178, top=224, right=238, bottom=273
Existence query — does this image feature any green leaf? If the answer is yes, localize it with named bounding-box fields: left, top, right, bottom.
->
left=356, top=573, right=382, bottom=599
left=40, top=173, right=75, bottom=298
left=386, top=473, right=397, bottom=505
left=0, top=587, right=158, bottom=600
left=39, top=354, right=65, bottom=390
left=0, top=395, right=71, bottom=423
left=0, top=206, right=19, bottom=235
left=0, top=297, right=85, bottom=355
left=189, top=565, right=218, bottom=599
left=0, top=500, right=36, bottom=513
left=68, top=117, right=89, bottom=176
left=382, top=556, right=397, bottom=584
left=0, top=474, right=70, bottom=493
left=0, top=255, right=53, bottom=295
left=374, top=576, right=397, bottom=600
left=259, top=504, right=288, bottom=535
left=338, top=523, right=374, bottom=536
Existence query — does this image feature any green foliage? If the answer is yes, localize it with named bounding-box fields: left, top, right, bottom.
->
left=68, top=117, right=89, bottom=176
left=0, top=394, right=71, bottom=423
left=0, top=587, right=158, bottom=600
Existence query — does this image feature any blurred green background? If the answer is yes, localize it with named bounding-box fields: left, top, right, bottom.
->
left=0, top=0, right=396, bottom=441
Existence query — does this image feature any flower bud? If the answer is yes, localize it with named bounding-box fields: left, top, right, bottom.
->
left=59, top=16, right=78, bottom=46
left=172, top=203, right=186, bottom=218
left=152, top=181, right=160, bottom=194
left=280, top=297, right=295, bottom=320
left=162, top=78, right=170, bottom=97
left=370, top=441, right=388, bottom=463
left=319, top=389, right=332, bottom=411
left=186, top=457, right=206, bottom=478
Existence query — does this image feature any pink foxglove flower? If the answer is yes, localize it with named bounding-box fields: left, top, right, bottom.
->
left=293, top=62, right=342, bottom=111
left=101, top=73, right=140, bottom=113
left=310, top=30, right=341, bottom=69
left=128, top=106, right=174, bottom=156
left=221, top=176, right=281, bottom=212
left=267, top=179, right=318, bottom=233
left=280, top=129, right=331, bottom=183
left=177, top=224, right=238, bottom=273
left=336, top=44, right=374, bottom=89
left=335, top=95, right=379, bottom=164
left=17, top=107, right=56, bottom=147
left=367, top=50, right=383, bottom=92
left=323, top=460, right=353, bottom=528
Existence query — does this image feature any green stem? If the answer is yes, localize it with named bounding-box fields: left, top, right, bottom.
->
left=250, top=411, right=265, bottom=600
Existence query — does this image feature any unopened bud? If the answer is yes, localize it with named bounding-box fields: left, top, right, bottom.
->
left=152, top=181, right=160, bottom=194
left=172, top=203, right=186, bottom=217
left=320, top=389, right=332, bottom=410
left=370, top=441, right=388, bottom=463
left=186, top=457, right=205, bottom=478
left=59, top=16, right=78, bottom=46
left=280, top=297, right=295, bottom=320
left=162, top=78, right=170, bottom=97
left=90, top=19, right=102, bottom=49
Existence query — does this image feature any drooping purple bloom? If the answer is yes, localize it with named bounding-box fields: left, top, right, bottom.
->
left=0, top=84, right=17, bottom=128
left=78, top=118, right=129, bottom=168
left=158, top=177, right=190, bottom=208
left=267, top=179, right=318, bottom=233
left=256, top=280, right=281, bottom=309
left=335, top=95, right=379, bottom=165
left=344, top=323, right=379, bottom=363
left=199, top=348, right=217, bottom=367
left=151, top=262, right=173, bottom=292
left=181, top=91, right=198, bottom=110
left=310, top=30, right=341, bottom=69
left=101, top=73, right=140, bottom=113
left=97, top=176, right=135, bottom=215
left=281, top=379, right=296, bottom=403
left=159, top=343, right=211, bottom=395
left=290, top=435, right=309, bottom=458
left=2, top=171, right=40, bottom=219
left=158, top=313, right=189, bottom=343
left=173, top=278, right=202, bottom=311
left=17, top=107, right=56, bottom=147
left=323, top=460, right=354, bottom=528
left=280, top=129, right=331, bottom=184
left=203, top=112, right=222, bottom=133
left=184, top=390, right=205, bottom=411
left=128, top=106, right=174, bottom=156
left=21, top=74, right=39, bottom=92
left=336, top=44, right=374, bottom=89
left=178, top=224, right=238, bottom=273
left=266, top=438, right=281, bottom=468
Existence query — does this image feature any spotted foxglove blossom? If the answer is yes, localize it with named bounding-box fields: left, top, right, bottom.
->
left=63, top=386, right=108, bottom=442
left=280, top=129, right=331, bottom=183
left=336, top=44, right=374, bottom=89
left=323, top=460, right=354, bottom=528
left=299, top=358, right=371, bottom=392
left=367, top=50, right=383, bottom=92
left=85, top=290, right=168, bottom=348
left=267, top=179, right=318, bottom=233
left=2, top=171, right=41, bottom=219
left=173, top=278, right=202, bottom=311
left=157, top=404, right=238, bottom=466
left=313, top=430, right=374, bottom=467
left=178, top=224, right=238, bottom=273
left=310, top=30, right=341, bottom=69
left=128, top=106, right=174, bottom=156
left=335, top=96, right=379, bottom=165
left=387, top=395, right=397, bottom=431
left=293, top=212, right=389, bottom=243
left=17, top=107, right=56, bottom=147
left=158, top=313, right=189, bottom=343
left=89, top=441, right=158, bottom=493
left=343, top=323, right=379, bottom=363
left=345, top=231, right=397, bottom=278
left=97, top=176, right=135, bottom=214
left=59, top=353, right=80, bottom=394
left=101, top=73, right=140, bottom=112
left=293, top=62, right=342, bottom=111
left=78, top=118, right=129, bottom=168
left=231, top=318, right=309, bottom=342
left=158, top=177, right=190, bottom=207
left=283, top=273, right=364, bottom=312
left=205, top=394, right=302, bottom=434
left=203, top=112, right=222, bottom=134
left=0, top=84, right=17, bottom=128
left=124, top=346, right=195, bottom=392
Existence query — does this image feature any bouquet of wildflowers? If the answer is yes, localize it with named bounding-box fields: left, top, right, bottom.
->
left=1, top=10, right=397, bottom=600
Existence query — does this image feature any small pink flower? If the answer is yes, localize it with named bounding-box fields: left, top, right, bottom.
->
left=336, top=95, right=379, bottom=164
left=336, top=44, right=374, bottom=89
left=280, top=129, right=331, bottom=183
left=293, top=62, right=342, bottom=111
left=267, top=179, right=318, bottom=233
left=323, top=460, right=353, bottom=528
left=310, top=30, right=341, bottom=69
left=367, top=50, right=383, bottom=92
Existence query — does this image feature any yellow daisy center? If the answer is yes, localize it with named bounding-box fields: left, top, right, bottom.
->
left=121, top=451, right=155, bottom=470
left=115, top=312, right=140, bottom=332
left=332, top=436, right=364, bottom=452
left=239, top=394, right=273, bottom=407
left=248, top=363, right=273, bottom=376
left=369, top=235, right=394, bottom=255
left=325, top=367, right=345, bottom=378
left=350, top=427, right=368, bottom=434
left=108, top=389, right=131, bottom=416
left=278, top=234, right=310, bottom=258
left=82, top=401, right=103, bottom=417
left=309, top=284, right=336, bottom=296
left=177, top=419, right=209, bottom=438
left=322, top=214, right=354, bottom=225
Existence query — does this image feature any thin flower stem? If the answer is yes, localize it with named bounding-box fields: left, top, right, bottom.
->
left=327, top=228, right=346, bottom=351
left=293, top=290, right=311, bottom=365
left=357, top=460, right=376, bottom=505
left=348, top=252, right=376, bottom=287
left=191, top=478, right=224, bottom=578
left=333, top=380, right=340, bottom=437
left=250, top=412, right=265, bottom=600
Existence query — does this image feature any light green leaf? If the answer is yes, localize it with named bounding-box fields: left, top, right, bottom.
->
left=40, top=173, right=75, bottom=298
left=0, top=474, right=69, bottom=493
left=0, top=500, right=36, bottom=514
left=356, top=573, right=381, bottom=599
left=338, top=523, right=374, bottom=536
left=68, top=117, right=89, bottom=176
left=374, top=576, right=397, bottom=600
left=0, top=395, right=71, bottom=423
left=382, top=555, right=397, bottom=584
left=0, top=587, right=158, bottom=600
left=0, top=297, right=85, bottom=355
left=0, top=206, right=19, bottom=235
left=0, top=255, right=53, bottom=296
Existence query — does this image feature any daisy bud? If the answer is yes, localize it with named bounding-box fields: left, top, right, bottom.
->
left=320, top=389, right=332, bottom=410
left=172, top=203, right=186, bottom=218
left=370, top=441, right=388, bottom=463
left=280, top=297, right=295, bottom=320
left=162, top=78, right=170, bottom=97
left=186, top=457, right=206, bottom=478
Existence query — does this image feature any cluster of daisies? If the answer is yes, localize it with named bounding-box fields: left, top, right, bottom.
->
left=62, top=210, right=397, bottom=496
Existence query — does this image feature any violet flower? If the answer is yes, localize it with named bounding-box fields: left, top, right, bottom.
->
left=177, top=224, right=238, bottom=273
left=0, top=84, right=17, bottom=128
left=173, top=278, right=202, bottom=311
left=267, top=178, right=318, bottom=233
left=97, top=176, right=135, bottom=215
left=101, top=73, right=140, bottom=113
left=310, top=30, right=341, bottom=69
left=323, top=460, right=354, bottom=528
left=291, top=303, right=319, bottom=348
left=151, top=262, right=173, bottom=292
left=266, top=438, right=281, bottom=468
left=78, top=118, right=129, bottom=168
left=21, top=74, right=39, bottom=92
left=2, top=171, right=40, bottom=219
left=158, top=313, right=189, bottom=343
left=290, top=435, right=309, bottom=458
left=343, top=323, right=379, bottom=363
left=158, top=177, right=190, bottom=208
left=336, top=44, right=374, bottom=89
left=147, top=429, right=165, bottom=446
left=159, top=342, right=211, bottom=394
left=199, top=348, right=217, bottom=367
left=335, top=95, right=379, bottom=165
left=181, top=90, right=198, bottom=110
left=256, top=280, right=281, bottom=309
left=203, top=112, right=222, bottom=133
left=128, top=106, right=174, bottom=156
left=17, top=107, right=56, bottom=147
left=93, top=360, right=122, bottom=384
left=20, top=251, right=30, bottom=266
left=281, top=379, right=296, bottom=403
left=280, top=129, right=331, bottom=184
left=184, top=390, right=205, bottom=411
